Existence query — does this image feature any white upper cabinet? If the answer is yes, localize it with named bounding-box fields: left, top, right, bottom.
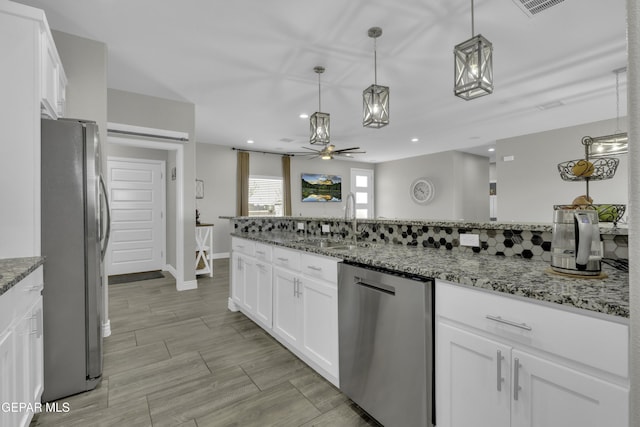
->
left=40, top=24, right=66, bottom=119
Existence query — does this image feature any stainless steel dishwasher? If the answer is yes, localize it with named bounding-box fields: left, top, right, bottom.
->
left=338, top=262, right=434, bottom=427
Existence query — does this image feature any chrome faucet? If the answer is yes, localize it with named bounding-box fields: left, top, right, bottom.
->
left=345, top=192, right=357, bottom=245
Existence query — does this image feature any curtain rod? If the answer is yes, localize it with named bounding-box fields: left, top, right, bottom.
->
left=107, top=128, right=189, bottom=142
left=232, top=147, right=293, bottom=156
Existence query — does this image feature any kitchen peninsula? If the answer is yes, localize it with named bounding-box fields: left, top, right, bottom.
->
left=226, top=216, right=630, bottom=427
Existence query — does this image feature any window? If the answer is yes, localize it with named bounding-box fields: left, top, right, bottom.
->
left=248, top=176, right=283, bottom=217
left=350, top=168, right=374, bottom=219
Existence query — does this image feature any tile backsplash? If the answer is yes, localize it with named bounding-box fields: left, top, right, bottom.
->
left=231, top=217, right=628, bottom=261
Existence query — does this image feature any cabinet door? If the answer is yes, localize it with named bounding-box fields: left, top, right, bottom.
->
left=511, top=350, right=628, bottom=427
left=231, top=253, right=245, bottom=306
left=29, top=297, right=44, bottom=403
left=300, top=276, right=338, bottom=379
left=40, top=30, right=59, bottom=119
left=0, top=331, right=16, bottom=427
left=272, top=267, right=302, bottom=348
left=254, top=261, right=273, bottom=328
left=14, top=310, right=31, bottom=427
left=436, top=323, right=511, bottom=427
left=242, top=255, right=258, bottom=314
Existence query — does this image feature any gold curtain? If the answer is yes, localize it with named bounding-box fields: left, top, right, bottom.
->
left=282, top=155, right=292, bottom=216
left=236, top=151, right=250, bottom=216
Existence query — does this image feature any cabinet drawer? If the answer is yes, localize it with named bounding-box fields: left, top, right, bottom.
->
left=254, top=243, right=272, bottom=262
left=273, top=247, right=301, bottom=271
left=0, top=266, right=43, bottom=332
left=436, top=280, right=628, bottom=378
left=232, top=237, right=255, bottom=256
left=300, top=253, right=338, bottom=284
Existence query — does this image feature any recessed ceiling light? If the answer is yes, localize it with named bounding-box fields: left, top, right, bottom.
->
left=488, top=148, right=495, bottom=152
left=299, top=113, right=309, bottom=119
left=247, top=140, right=254, bottom=144
left=411, top=138, right=419, bottom=142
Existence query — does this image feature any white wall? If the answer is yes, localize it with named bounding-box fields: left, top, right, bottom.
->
left=497, top=117, right=628, bottom=223
left=375, top=151, right=489, bottom=221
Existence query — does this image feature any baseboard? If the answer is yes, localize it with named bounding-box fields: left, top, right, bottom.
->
left=228, top=297, right=239, bottom=312
left=177, top=279, right=198, bottom=291
left=212, top=252, right=230, bottom=260
left=102, top=319, right=111, bottom=338
left=163, top=264, right=177, bottom=279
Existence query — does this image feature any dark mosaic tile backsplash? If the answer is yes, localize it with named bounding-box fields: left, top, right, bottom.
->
left=232, top=218, right=628, bottom=261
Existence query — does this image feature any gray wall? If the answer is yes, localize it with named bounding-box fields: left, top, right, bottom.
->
left=375, top=151, right=490, bottom=221
left=496, top=117, right=628, bottom=223
left=107, top=88, right=196, bottom=284
left=195, top=143, right=236, bottom=257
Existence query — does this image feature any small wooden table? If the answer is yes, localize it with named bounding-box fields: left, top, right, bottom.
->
left=195, top=223, right=214, bottom=277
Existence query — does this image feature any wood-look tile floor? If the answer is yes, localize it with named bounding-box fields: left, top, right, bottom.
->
left=30, top=259, right=381, bottom=427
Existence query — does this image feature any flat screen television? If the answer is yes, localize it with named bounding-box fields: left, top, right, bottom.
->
left=301, top=173, right=342, bottom=202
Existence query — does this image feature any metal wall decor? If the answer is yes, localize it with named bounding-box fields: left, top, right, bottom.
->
left=454, top=0, right=493, bottom=100
left=363, top=27, right=389, bottom=128
left=310, top=66, right=330, bottom=145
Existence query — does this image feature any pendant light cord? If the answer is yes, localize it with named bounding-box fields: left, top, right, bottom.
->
left=471, top=0, right=475, bottom=37
left=318, top=72, right=321, bottom=111
left=374, top=37, right=378, bottom=85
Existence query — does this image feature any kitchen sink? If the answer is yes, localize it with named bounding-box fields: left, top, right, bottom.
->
left=302, top=240, right=365, bottom=251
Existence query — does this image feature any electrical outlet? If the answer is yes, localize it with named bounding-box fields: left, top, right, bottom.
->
left=460, top=233, right=480, bottom=247
left=297, top=222, right=305, bottom=230
left=321, top=224, right=330, bottom=233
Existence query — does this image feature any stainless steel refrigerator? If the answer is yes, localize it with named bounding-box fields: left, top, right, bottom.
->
left=41, top=118, right=111, bottom=402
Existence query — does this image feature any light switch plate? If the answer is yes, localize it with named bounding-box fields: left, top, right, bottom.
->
left=321, top=224, right=330, bottom=233
left=460, top=233, right=480, bottom=247
left=297, top=222, right=305, bottom=230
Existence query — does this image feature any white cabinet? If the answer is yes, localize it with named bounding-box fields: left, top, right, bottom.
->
left=436, top=280, right=629, bottom=427
left=40, top=28, right=66, bottom=119
left=0, top=266, right=44, bottom=427
left=0, top=2, right=66, bottom=258
left=230, top=238, right=339, bottom=386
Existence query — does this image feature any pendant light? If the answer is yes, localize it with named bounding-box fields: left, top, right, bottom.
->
left=363, top=27, right=389, bottom=128
left=454, top=0, right=493, bottom=100
left=310, top=66, right=330, bottom=145
left=586, top=67, right=628, bottom=158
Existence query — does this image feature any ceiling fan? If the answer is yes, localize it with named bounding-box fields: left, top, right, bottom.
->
left=291, top=144, right=366, bottom=160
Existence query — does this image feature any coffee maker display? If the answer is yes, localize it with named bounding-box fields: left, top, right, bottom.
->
left=552, top=136, right=625, bottom=276
left=551, top=208, right=602, bottom=276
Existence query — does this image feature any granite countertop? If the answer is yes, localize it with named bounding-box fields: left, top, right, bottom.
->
left=0, top=257, right=45, bottom=297
left=232, top=231, right=629, bottom=319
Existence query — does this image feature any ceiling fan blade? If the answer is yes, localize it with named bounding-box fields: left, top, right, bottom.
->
left=334, top=147, right=362, bottom=153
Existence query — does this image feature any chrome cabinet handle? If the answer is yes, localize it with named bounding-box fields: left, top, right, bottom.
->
left=256, top=250, right=265, bottom=255
left=497, top=350, right=504, bottom=391
left=277, top=257, right=289, bottom=262
left=513, top=358, right=521, bottom=400
left=293, top=278, right=298, bottom=297
left=306, top=265, right=322, bottom=271
left=486, top=315, right=532, bottom=331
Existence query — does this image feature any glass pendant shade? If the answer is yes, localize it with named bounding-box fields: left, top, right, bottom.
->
left=363, top=84, right=389, bottom=128
left=310, top=111, right=330, bottom=145
left=454, top=34, right=493, bottom=100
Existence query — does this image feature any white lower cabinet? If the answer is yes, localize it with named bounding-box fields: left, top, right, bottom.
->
left=231, top=237, right=339, bottom=386
left=436, top=280, right=629, bottom=427
left=0, top=266, right=44, bottom=427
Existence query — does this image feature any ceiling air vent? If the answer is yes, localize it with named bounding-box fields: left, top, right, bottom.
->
left=512, top=0, right=565, bottom=17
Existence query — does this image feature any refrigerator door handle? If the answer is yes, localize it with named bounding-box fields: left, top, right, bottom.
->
left=99, top=175, right=111, bottom=260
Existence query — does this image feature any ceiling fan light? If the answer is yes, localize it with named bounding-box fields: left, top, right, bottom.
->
left=310, top=112, right=330, bottom=145
left=363, top=84, right=389, bottom=128
left=321, top=152, right=333, bottom=160
left=454, top=34, right=493, bottom=100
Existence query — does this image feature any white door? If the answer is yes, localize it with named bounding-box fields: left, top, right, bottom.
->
left=511, top=350, right=629, bottom=427
left=436, top=323, right=511, bottom=427
left=350, top=168, right=374, bottom=219
left=107, top=159, right=165, bottom=275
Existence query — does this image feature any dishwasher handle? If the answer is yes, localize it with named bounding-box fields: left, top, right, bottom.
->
left=354, top=276, right=396, bottom=295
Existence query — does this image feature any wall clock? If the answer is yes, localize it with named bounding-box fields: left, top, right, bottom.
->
left=410, top=178, right=435, bottom=205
